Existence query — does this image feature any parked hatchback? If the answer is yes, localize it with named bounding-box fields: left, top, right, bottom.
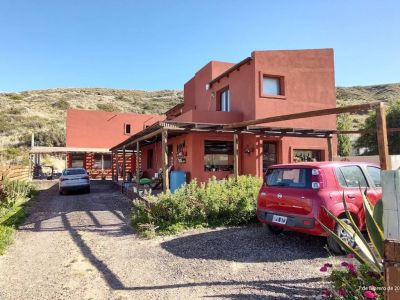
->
left=256, top=162, right=382, bottom=253
left=59, top=168, right=90, bottom=195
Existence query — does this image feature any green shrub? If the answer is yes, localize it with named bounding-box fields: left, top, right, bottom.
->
left=97, top=103, right=120, bottom=112
left=131, top=175, right=262, bottom=236
left=52, top=99, right=70, bottom=110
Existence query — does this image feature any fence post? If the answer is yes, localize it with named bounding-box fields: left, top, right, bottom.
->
left=382, top=170, right=400, bottom=300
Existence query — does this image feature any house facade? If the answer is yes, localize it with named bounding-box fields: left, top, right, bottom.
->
left=66, top=109, right=164, bottom=179
left=111, top=49, right=337, bottom=184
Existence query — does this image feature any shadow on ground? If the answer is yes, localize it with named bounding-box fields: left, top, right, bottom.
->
left=161, top=226, right=328, bottom=263
left=18, top=181, right=327, bottom=298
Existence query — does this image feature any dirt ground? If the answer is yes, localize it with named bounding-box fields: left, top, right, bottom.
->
left=0, top=181, right=332, bottom=300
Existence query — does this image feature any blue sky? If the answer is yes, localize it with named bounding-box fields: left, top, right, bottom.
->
left=0, top=0, right=399, bottom=92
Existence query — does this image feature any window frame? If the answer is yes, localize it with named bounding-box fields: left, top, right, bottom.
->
left=204, top=140, right=234, bottom=172
left=124, top=123, right=131, bottom=135
left=335, top=165, right=369, bottom=188
left=260, top=73, right=285, bottom=99
left=217, top=87, right=230, bottom=112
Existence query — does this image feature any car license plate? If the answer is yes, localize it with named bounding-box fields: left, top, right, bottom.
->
left=272, top=215, right=287, bottom=225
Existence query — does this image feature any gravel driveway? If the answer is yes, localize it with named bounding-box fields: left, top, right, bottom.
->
left=0, top=181, right=332, bottom=299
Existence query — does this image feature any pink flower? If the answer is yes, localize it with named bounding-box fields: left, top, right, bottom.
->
left=363, top=290, right=377, bottom=299
left=324, top=263, right=333, bottom=268
left=320, top=266, right=328, bottom=272
left=347, top=253, right=354, bottom=259
left=323, top=289, right=332, bottom=296
left=341, top=261, right=348, bottom=267
left=338, top=288, right=346, bottom=296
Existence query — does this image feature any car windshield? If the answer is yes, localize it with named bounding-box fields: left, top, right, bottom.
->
left=63, top=169, right=86, bottom=176
left=265, top=168, right=312, bottom=188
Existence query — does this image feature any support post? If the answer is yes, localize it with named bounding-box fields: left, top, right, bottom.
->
left=327, top=135, right=333, bottom=161
left=376, top=102, right=391, bottom=170
left=122, top=146, right=126, bottom=185
left=382, top=171, right=400, bottom=300
left=161, top=130, right=169, bottom=192
left=136, top=142, right=140, bottom=192
left=233, top=133, right=239, bottom=179
left=111, top=152, right=114, bottom=181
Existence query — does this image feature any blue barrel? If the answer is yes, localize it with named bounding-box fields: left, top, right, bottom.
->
left=170, top=171, right=187, bottom=193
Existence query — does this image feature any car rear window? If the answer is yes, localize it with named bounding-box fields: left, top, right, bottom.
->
left=265, top=168, right=312, bottom=188
left=63, top=169, right=86, bottom=176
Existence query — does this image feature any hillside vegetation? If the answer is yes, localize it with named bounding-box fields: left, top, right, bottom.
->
left=336, top=83, right=400, bottom=130
left=0, top=88, right=183, bottom=149
left=0, top=83, right=399, bottom=151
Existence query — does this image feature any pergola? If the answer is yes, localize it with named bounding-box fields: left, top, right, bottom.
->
left=110, top=101, right=396, bottom=193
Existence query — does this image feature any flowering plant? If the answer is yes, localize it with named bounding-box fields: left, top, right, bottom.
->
left=320, top=255, right=383, bottom=299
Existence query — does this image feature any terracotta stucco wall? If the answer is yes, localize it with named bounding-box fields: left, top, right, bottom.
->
left=253, top=49, right=337, bottom=130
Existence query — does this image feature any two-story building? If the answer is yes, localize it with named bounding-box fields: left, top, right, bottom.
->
left=110, top=49, right=337, bottom=186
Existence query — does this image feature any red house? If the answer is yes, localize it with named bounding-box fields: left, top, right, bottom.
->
left=111, top=49, right=338, bottom=188
left=65, top=109, right=164, bottom=179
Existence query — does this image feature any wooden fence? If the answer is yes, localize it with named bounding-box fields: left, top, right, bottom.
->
left=0, top=165, right=30, bottom=181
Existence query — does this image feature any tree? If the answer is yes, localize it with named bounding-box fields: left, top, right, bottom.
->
left=337, top=114, right=353, bottom=156
left=355, top=100, right=400, bottom=155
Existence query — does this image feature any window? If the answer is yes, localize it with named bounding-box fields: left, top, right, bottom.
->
left=71, top=153, right=84, bottom=168
left=367, top=166, right=381, bottom=187
left=63, top=168, right=86, bottom=176
left=147, top=149, right=154, bottom=169
left=94, top=154, right=102, bottom=169
left=293, top=150, right=322, bottom=162
left=124, top=124, right=131, bottom=135
left=93, top=154, right=112, bottom=169
left=218, top=88, right=230, bottom=112
left=103, top=154, right=112, bottom=169
left=336, top=166, right=368, bottom=188
left=266, top=168, right=311, bottom=189
left=204, top=140, right=234, bottom=172
left=263, top=76, right=283, bottom=96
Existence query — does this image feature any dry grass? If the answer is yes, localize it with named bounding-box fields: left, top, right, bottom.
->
left=0, top=88, right=183, bottom=149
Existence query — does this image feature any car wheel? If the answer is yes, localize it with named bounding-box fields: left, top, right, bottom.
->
left=86, top=187, right=91, bottom=194
left=327, top=217, right=356, bottom=255
left=267, top=224, right=284, bottom=235
left=59, top=189, right=63, bottom=195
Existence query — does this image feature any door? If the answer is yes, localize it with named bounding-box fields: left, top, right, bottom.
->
left=263, top=141, right=277, bottom=173
left=335, top=165, right=369, bottom=227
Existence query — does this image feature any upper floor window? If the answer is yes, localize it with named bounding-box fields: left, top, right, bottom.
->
left=263, top=76, right=284, bottom=96
left=124, top=123, right=131, bottom=135
left=218, top=88, right=230, bottom=112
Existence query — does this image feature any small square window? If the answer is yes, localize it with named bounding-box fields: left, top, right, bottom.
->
left=263, top=76, right=283, bottom=96
left=124, top=124, right=131, bottom=135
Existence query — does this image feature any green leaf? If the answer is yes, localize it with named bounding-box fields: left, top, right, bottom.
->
left=363, top=193, right=384, bottom=258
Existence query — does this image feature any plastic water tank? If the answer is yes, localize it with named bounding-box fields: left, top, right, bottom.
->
left=170, top=171, right=186, bottom=193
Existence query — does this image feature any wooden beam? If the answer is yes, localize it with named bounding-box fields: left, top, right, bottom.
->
left=327, top=135, right=333, bottom=161
left=376, top=102, right=391, bottom=170
left=233, top=133, right=239, bottom=179
left=161, top=130, right=169, bottom=192
left=224, top=101, right=383, bottom=129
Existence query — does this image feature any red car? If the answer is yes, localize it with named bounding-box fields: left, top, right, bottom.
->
left=256, top=161, right=382, bottom=253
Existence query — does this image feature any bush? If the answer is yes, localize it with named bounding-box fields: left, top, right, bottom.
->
left=0, top=178, right=36, bottom=255
left=97, top=103, right=120, bottom=112
left=131, top=175, right=262, bottom=236
left=52, top=99, right=70, bottom=110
